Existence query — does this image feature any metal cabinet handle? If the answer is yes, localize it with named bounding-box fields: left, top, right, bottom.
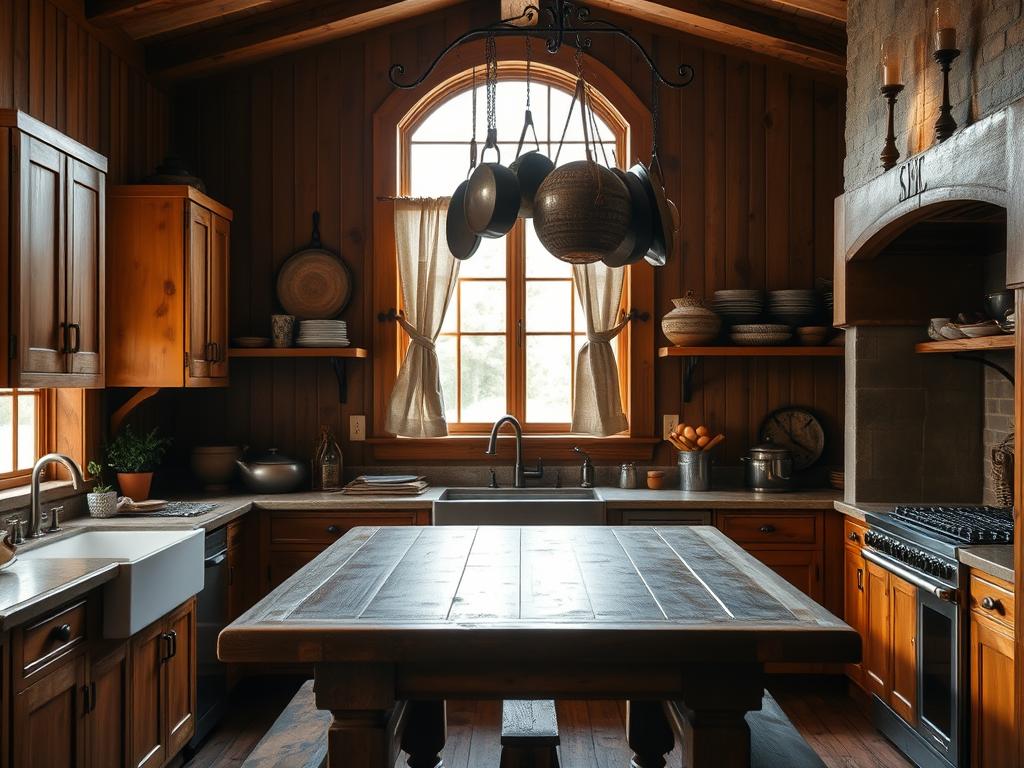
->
left=981, top=596, right=1001, bottom=611
left=169, top=629, right=178, bottom=658
left=53, top=623, right=72, bottom=643
left=90, top=681, right=96, bottom=713
left=856, top=567, right=863, bottom=591
left=160, top=632, right=173, bottom=663
left=82, top=684, right=91, bottom=714
left=759, top=524, right=776, bottom=534
left=327, top=525, right=340, bottom=535
left=69, top=323, right=81, bottom=353
left=848, top=532, right=860, bottom=542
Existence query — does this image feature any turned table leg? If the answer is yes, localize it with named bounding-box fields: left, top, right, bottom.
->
left=401, top=700, right=447, bottom=768
left=627, top=700, right=675, bottom=768
left=328, top=710, right=394, bottom=768
left=315, top=663, right=398, bottom=768
left=676, top=663, right=765, bottom=768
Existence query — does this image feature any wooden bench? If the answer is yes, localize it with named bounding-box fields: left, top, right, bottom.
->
left=242, top=680, right=330, bottom=768
left=667, top=690, right=825, bottom=768
left=500, top=699, right=561, bottom=767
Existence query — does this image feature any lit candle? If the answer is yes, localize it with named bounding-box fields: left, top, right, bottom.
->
left=934, top=0, right=958, bottom=51
left=881, top=36, right=901, bottom=87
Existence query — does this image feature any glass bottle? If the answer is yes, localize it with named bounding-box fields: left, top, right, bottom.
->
left=312, top=426, right=343, bottom=491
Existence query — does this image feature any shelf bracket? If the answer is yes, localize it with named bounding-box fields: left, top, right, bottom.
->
left=331, top=358, right=349, bottom=404
left=110, top=387, right=161, bottom=435
left=951, top=353, right=1015, bottom=385
left=680, top=357, right=699, bottom=404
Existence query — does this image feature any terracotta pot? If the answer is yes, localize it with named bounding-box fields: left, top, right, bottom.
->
left=117, top=472, right=153, bottom=501
left=661, top=292, right=721, bottom=346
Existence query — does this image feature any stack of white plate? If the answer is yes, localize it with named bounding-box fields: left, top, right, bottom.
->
left=730, top=323, right=791, bottom=346
left=767, top=289, right=818, bottom=327
left=712, top=289, right=763, bottom=326
left=297, top=320, right=349, bottom=347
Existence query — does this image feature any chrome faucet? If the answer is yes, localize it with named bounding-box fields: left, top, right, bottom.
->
left=485, top=415, right=543, bottom=488
left=30, top=454, right=84, bottom=539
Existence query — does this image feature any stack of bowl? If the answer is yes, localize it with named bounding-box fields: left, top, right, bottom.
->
left=767, top=289, right=818, bottom=327
left=730, top=323, right=791, bottom=346
left=711, top=290, right=764, bottom=326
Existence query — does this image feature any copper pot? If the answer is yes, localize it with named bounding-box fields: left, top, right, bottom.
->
left=532, top=161, right=631, bottom=264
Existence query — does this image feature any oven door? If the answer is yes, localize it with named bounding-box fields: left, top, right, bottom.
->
left=916, top=586, right=963, bottom=765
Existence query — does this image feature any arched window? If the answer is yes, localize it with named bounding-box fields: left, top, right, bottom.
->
left=398, top=67, right=630, bottom=433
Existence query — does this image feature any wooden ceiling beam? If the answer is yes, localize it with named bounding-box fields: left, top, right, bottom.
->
left=86, top=0, right=280, bottom=40
left=745, top=0, right=846, bottom=24
left=146, top=0, right=466, bottom=81
left=587, top=0, right=845, bottom=75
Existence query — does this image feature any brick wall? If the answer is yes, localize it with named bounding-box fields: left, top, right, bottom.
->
left=846, top=0, right=1024, bottom=189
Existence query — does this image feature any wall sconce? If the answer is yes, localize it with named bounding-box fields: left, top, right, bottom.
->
left=880, top=35, right=904, bottom=171
left=933, top=0, right=960, bottom=142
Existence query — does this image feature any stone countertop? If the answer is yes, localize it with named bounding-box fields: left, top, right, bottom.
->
left=835, top=501, right=1016, bottom=581
left=959, top=546, right=1014, bottom=583
left=595, top=488, right=841, bottom=508
left=0, top=557, right=120, bottom=631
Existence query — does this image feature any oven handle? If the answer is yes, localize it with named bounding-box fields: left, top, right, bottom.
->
left=861, top=548, right=957, bottom=602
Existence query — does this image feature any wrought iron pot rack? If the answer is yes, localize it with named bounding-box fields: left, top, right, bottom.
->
left=388, top=0, right=695, bottom=90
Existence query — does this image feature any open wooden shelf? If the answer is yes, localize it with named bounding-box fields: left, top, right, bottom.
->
left=228, top=346, right=369, bottom=358
left=914, top=336, right=1014, bottom=354
left=658, top=346, right=843, bottom=358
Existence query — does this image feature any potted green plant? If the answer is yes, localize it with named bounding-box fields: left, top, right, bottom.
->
left=86, top=460, right=118, bottom=518
left=106, top=426, right=171, bottom=502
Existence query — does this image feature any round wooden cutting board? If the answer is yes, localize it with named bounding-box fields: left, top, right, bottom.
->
left=276, top=248, right=352, bottom=319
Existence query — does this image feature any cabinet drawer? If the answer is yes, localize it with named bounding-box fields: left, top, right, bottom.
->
left=16, top=599, right=89, bottom=682
left=969, top=572, right=1015, bottom=632
left=844, top=517, right=869, bottom=548
left=269, top=510, right=424, bottom=546
left=618, top=509, right=711, bottom=526
left=718, top=513, right=818, bottom=545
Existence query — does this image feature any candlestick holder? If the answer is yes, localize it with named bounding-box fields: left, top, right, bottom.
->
left=880, top=84, right=904, bottom=171
left=933, top=47, right=960, bottom=142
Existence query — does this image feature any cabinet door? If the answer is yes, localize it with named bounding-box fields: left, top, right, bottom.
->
left=843, top=546, right=866, bottom=687
left=269, top=550, right=320, bottom=589
left=129, top=622, right=166, bottom=768
left=970, top=615, right=1015, bottom=768
left=186, top=203, right=212, bottom=383
left=164, top=599, right=196, bottom=757
left=208, top=214, right=230, bottom=380
left=16, top=134, right=67, bottom=379
left=89, top=643, right=129, bottom=768
left=888, top=574, right=917, bottom=724
left=863, top=560, right=891, bottom=699
left=749, top=549, right=822, bottom=601
left=65, top=157, right=104, bottom=384
left=13, top=654, right=87, bottom=767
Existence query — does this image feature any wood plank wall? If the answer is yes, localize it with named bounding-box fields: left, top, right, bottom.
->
left=161, top=1, right=845, bottom=472
left=0, top=0, right=169, bottom=184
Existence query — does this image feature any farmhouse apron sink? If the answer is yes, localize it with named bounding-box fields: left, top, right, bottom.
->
left=20, top=529, right=204, bottom=638
left=433, top=487, right=606, bottom=525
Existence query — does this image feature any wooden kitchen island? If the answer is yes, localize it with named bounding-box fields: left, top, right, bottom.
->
left=218, top=526, right=859, bottom=767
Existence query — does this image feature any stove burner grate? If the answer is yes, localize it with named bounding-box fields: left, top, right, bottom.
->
left=892, top=505, right=1014, bottom=545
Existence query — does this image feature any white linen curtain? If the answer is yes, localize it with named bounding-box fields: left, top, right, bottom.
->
left=571, top=261, right=629, bottom=436
left=385, top=198, right=460, bottom=437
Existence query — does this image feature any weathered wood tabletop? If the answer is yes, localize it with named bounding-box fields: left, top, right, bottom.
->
left=220, top=526, right=859, bottom=768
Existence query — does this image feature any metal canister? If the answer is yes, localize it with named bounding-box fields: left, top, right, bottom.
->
left=678, top=451, right=711, bottom=492
left=618, top=462, right=638, bottom=489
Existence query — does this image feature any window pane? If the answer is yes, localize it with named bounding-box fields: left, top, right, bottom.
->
left=459, top=236, right=505, bottom=278
left=436, top=335, right=458, bottom=423
left=412, top=88, right=476, bottom=141
left=409, top=144, right=469, bottom=196
left=526, top=281, right=572, bottom=332
left=526, top=335, right=572, bottom=423
left=17, top=394, right=35, bottom=470
left=0, top=396, right=11, bottom=473
left=461, top=336, right=506, bottom=422
left=460, top=281, right=506, bottom=333
left=525, top=223, right=572, bottom=277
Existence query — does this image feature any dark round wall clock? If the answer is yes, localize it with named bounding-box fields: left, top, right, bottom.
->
left=758, top=407, right=825, bottom=471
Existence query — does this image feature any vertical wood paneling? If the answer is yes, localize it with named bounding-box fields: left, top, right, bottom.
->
left=169, top=7, right=846, bottom=469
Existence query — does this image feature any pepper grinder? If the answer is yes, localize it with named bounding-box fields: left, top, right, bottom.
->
left=618, top=462, right=638, bottom=489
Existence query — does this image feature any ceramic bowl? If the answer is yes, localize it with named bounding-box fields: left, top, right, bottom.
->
left=958, top=321, right=1003, bottom=338
left=795, top=326, right=830, bottom=345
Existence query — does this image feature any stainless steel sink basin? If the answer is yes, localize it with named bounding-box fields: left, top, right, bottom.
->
left=433, top=487, right=605, bottom=525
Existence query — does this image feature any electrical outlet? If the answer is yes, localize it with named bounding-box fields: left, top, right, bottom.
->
left=662, top=414, right=679, bottom=440
left=350, top=415, right=366, bottom=442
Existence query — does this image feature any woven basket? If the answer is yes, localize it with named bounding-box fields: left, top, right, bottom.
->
left=991, top=432, right=1014, bottom=507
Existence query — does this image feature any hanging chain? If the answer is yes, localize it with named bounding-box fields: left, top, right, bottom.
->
left=651, top=70, right=661, bottom=160
left=525, top=36, right=532, bottom=109
left=485, top=35, right=497, bottom=131
left=470, top=65, right=477, bottom=141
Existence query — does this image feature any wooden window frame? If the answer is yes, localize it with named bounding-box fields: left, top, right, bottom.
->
left=0, top=388, right=47, bottom=491
left=371, top=48, right=657, bottom=462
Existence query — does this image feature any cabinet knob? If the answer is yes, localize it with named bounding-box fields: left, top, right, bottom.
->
left=848, top=532, right=859, bottom=542
left=981, top=596, right=1001, bottom=611
left=52, top=623, right=72, bottom=643
left=327, top=525, right=340, bottom=535
left=759, top=524, right=776, bottom=534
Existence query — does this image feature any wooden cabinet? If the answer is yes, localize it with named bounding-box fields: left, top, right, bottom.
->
left=612, top=509, right=711, bottom=526
left=863, top=558, right=891, bottom=698
left=843, top=519, right=868, bottom=687
left=106, top=186, right=232, bottom=388
left=888, top=573, right=917, bottom=724
left=0, top=110, right=107, bottom=388
left=263, top=509, right=431, bottom=592
left=749, top=549, right=822, bottom=601
left=89, top=642, right=130, bottom=766
left=129, top=598, right=196, bottom=768
left=13, top=653, right=88, bottom=767
left=970, top=570, right=1016, bottom=768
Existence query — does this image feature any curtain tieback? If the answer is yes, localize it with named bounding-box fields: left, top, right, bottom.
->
left=397, top=315, right=437, bottom=352
left=586, top=316, right=629, bottom=345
